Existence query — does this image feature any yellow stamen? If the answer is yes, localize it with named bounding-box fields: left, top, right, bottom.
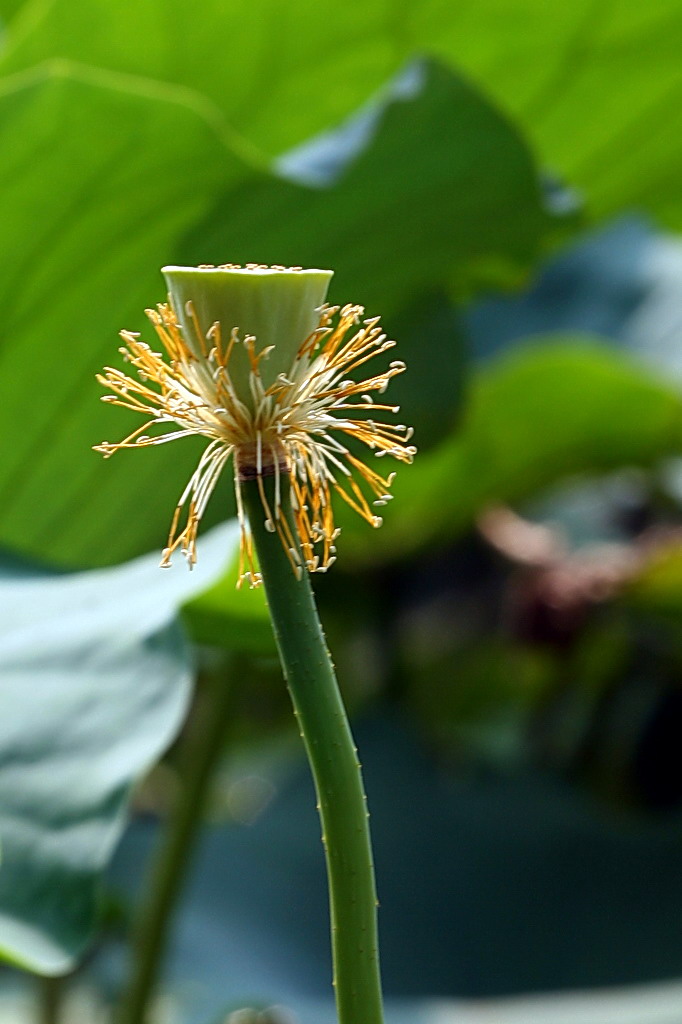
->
left=95, top=294, right=415, bottom=585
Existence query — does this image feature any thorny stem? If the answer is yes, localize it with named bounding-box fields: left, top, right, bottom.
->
left=242, top=475, right=385, bottom=1024
left=117, top=668, right=233, bottom=1024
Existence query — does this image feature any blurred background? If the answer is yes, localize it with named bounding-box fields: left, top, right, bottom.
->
left=2, top=1, right=682, bottom=1021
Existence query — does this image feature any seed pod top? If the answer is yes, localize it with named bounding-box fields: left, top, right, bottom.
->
left=163, top=264, right=333, bottom=404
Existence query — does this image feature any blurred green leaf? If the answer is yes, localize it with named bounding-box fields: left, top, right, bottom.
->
left=415, top=1, right=682, bottom=227
left=0, top=59, right=551, bottom=568
left=0, top=0, right=399, bottom=159
left=4, top=1, right=682, bottom=230
left=183, top=60, right=552, bottom=318
left=0, top=62, right=246, bottom=566
left=183, top=553, right=275, bottom=656
left=0, top=522, right=237, bottom=974
left=181, top=59, right=551, bottom=452
left=341, top=340, right=682, bottom=563
left=386, top=292, right=467, bottom=452
left=626, top=543, right=682, bottom=620
left=0, top=0, right=24, bottom=30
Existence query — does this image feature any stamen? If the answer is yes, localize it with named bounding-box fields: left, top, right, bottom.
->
left=96, top=294, right=414, bottom=581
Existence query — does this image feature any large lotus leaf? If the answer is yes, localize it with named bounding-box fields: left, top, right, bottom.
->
left=179, top=59, right=550, bottom=460
left=0, top=521, right=238, bottom=975
left=0, top=0, right=23, bottom=30
left=0, top=0, right=399, bottom=159
left=0, top=61, right=246, bottom=567
left=337, top=340, right=682, bottom=563
left=3, top=0, right=682, bottom=228
left=0, top=58, right=551, bottom=569
left=416, top=0, right=682, bottom=227
left=182, top=60, right=551, bottom=320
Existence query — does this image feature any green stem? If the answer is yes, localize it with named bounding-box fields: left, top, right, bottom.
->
left=37, top=975, right=63, bottom=1024
left=118, top=668, right=233, bottom=1024
left=242, top=477, right=385, bottom=1024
